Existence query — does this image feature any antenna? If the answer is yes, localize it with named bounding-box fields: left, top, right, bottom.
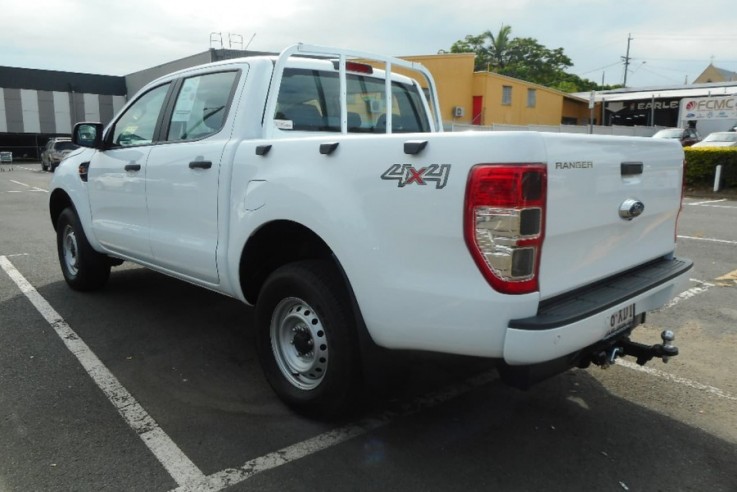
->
left=228, top=33, right=243, bottom=50
left=245, top=33, right=256, bottom=50
left=210, top=32, right=223, bottom=49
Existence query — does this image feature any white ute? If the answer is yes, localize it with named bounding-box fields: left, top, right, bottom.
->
left=49, top=44, right=692, bottom=416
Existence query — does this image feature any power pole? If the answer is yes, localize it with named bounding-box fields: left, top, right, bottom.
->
left=622, top=33, right=632, bottom=87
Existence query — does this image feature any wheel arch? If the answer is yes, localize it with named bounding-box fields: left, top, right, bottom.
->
left=238, top=219, right=380, bottom=364
left=239, top=220, right=339, bottom=305
left=49, top=188, right=75, bottom=232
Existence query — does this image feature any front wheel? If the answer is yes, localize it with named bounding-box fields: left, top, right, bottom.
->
left=56, top=207, right=110, bottom=291
left=256, top=260, right=361, bottom=418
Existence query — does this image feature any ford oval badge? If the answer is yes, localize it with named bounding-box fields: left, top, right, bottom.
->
left=619, top=199, right=645, bottom=220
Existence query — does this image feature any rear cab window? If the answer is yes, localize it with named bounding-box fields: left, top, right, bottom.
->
left=274, top=67, right=430, bottom=134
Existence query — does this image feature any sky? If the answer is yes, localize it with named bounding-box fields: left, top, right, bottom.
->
left=2, top=0, right=736, bottom=90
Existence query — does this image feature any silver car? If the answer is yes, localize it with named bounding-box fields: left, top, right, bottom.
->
left=41, top=138, right=78, bottom=172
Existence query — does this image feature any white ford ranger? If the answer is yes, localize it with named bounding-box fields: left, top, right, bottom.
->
left=50, top=44, right=692, bottom=416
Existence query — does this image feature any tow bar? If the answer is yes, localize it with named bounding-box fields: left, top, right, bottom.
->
left=590, top=330, right=678, bottom=368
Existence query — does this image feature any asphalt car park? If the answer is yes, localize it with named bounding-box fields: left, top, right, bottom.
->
left=1, top=163, right=736, bottom=491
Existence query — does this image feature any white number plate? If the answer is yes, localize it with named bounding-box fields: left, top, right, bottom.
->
left=604, top=303, right=636, bottom=338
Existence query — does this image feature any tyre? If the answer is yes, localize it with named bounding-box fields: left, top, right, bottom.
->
left=256, top=260, right=361, bottom=417
left=41, top=159, right=47, bottom=171
left=56, top=207, right=110, bottom=291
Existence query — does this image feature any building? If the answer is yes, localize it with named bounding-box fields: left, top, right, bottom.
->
left=399, top=53, right=590, bottom=127
left=0, top=67, right=126, bottom=159
left=582, top=81, right=737, bottom=134
left=0, top=48, right=271, bottom=160
left=694, top=64, right=737, bottom=84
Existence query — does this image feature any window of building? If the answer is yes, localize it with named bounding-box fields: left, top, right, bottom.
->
left=502, top=86, right=512, bottom=106
left=527, top=89, right=536, bottom=108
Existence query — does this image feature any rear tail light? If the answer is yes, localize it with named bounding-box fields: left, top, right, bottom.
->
left=676, top=158, right=686, bottom=242
left=464, top=164, right=547, bottom=294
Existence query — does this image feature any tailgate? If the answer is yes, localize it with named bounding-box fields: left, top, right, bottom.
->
left=539, top=133, right=684, bottom=299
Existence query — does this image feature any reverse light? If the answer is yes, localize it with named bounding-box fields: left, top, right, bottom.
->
left=464, top=164, right=547, bottom=295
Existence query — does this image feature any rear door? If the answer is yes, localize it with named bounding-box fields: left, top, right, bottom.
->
left=144, top=69, right=241, bottom=284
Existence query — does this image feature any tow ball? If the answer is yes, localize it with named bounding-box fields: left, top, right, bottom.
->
left=592, top=330, right=678, bottom=368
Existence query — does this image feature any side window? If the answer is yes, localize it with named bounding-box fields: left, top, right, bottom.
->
left=274, top=69, right=327, bottom=131
left=275, top=68, right=430, bottom=133
left=167, top=71, right=238, bottom=141
left=111, top=83, right=170, bottom=147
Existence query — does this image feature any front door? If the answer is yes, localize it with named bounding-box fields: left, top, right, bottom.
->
left=88, top=82, right=171, bottom=261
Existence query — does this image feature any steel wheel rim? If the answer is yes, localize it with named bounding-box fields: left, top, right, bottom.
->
left=62, top=224, right=79, bottom=276
left=270, top=297, right=328, bottom=390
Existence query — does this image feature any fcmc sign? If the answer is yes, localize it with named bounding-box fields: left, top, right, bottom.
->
left=681, top=96, right=737, bottom=120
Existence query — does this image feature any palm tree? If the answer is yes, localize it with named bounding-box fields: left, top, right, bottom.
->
left=484, top=24, right=512, bottom=70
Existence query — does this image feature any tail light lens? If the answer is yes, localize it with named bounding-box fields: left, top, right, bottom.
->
left=676, top=158, right=686, bottom=242
left=464, top=164, right=547, bottom=294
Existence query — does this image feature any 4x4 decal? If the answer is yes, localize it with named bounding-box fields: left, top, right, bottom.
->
left=381, top=164, right=451, bottom=189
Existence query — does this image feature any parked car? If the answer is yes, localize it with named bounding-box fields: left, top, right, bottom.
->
left=50, top=43, right=691, bottom=416
left=41, top=138, right=78, bottom=172
left=0, top=151, right=12, bottom=163
left=691, top=131, right=737, bottom=148
left=652, top=127, right=701, bottom=147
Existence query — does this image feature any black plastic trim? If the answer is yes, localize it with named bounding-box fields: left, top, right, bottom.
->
left=320, top=142, right=339, bottom=155
left=404, top=140, right=428, bottom=155
left=509, top=257, right=693, bottom=330
left=188, top=161, right=212, bottom=170
left=255, top=144, right=272, bottom=156
left=621, top=161, right=644, bottom=176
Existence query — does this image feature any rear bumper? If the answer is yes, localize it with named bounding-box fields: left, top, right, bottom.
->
left=503, top=257, right=692, bottom=365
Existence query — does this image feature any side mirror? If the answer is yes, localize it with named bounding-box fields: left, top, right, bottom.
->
left=72, top=122, right=104, bottom=148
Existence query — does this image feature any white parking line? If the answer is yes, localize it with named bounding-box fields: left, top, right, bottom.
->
left=0, top=256, right=205, bottom=488
left=688, top=199, right=727, bottom=206
left=172, top=371, right=496, bottom=492
left=686, top=198, right=737, bottom=210
left=616, top=359, right=737, bottom=402
left=2, top=251, right=730, bottom=492
left=8, top=179, right=48, bottom=193
left=659, top=279, right=713, bottom=310
left=678, top=235, right=737, bottom=245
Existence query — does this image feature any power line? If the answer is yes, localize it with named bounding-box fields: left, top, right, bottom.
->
left=633, top=33, right=737, bottom=41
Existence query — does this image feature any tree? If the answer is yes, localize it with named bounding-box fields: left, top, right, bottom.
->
left=450, top=27, right=612, bottom=93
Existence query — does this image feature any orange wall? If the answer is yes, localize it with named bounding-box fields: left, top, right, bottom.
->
left=398, top=53, right=589, bottom=126
left=397, top=53, right=476, bottom=123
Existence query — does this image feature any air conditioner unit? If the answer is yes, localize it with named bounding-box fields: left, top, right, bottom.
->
left=453, top=106, right=465, bottom=117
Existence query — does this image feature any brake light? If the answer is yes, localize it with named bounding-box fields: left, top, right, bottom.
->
left=331, top=61, right=374, bottom=74
left=464, top=164, right=547, bottom=294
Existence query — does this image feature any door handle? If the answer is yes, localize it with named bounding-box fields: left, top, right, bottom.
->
left=404, top=140, right=428, bottom=155
left=124, top=163, right=141, bottom=172
left=189, top=160, right=212, bottom=170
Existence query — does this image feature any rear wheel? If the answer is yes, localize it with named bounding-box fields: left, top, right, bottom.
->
left=256, top=260, right=361, bottom=418
left=56, top=207, right=110, bottom=291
